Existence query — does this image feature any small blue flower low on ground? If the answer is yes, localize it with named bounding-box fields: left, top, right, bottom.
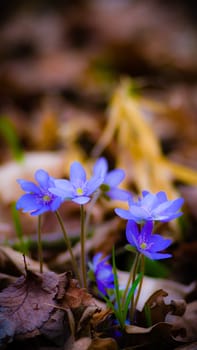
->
left=115, top=190, right=184, bottom=223
left=89, top=252, right=114, bottom=296
left=16, top=169, right=62, bottom=216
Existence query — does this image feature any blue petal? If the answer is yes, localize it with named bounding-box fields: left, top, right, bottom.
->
left=149, top=234, right=172, bottom=251
left=54, top=179, right=74, bottom=192
left=141, top=193, right=158, bottom=210
left=92, top=253, right=103, bottom=268
left=115, top=208, right=133, bottom=220
left=31, top=206, right=49, bottom=216
left=86, top=175, right=104, bottom=195
left=97, top=280, right=107, bottom=295
left=72, top=196, right=90, bottom=204
left=126, top=220, right=139, bottom=247
left=128, top=205, right=151, bottom=221
left=49, top=187, right=72, bottom=199
left=107, top=188, right=130, bottom=201
left=154, top=198, right=183, bottom=214
left=50, top=197, right=62, bottom=211
left=16, top=194, right=39, bottom=212
left=159, top=212, right=183, bottom=222
left=156, top=191, right=168, bottom=203
left=141, top=221, right=153, bottom=239
left=35, top=169, right=50, bottom=189
left=97, top=266, right=113, bottom=280
left=70, top=162, right=86, bottom=183
left=143, top=251, right=172, bottom=260
left=142, top=190, right=150, bottom=197
left=50, top=179, right=74, bottom=198
left=105, top=169, right=125, bottom=187
left=93, top=157, right=108, bottom=177
left=17, top=179, right=40, bottom=194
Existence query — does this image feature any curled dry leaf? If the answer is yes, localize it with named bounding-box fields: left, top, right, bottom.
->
left=166, top=301, right=197, bottom=343
left=136, top=289, right=186, bottom=327
left=87, top=337, right=119, bottom=350
left=62, top=278, right=99, bottom=337
left=0, top=270, right=69, bottom=346
left=123, top=322, right=185, bottom=349
left=118, top=270, right=196, bottom=311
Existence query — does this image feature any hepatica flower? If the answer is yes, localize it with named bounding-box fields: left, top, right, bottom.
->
left=16, top=169, right=62, bottom=216
left=93, top=157, right=129, bottom=201
left=126, top=220, right=172, bottom=260
left=50, top=161, right=104, bottom=205
left=89, top=252, right=114, bottom=295
left=115, top=190, right=184, bottom=223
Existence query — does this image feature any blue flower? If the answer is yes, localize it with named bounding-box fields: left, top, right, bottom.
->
left=90, top=253, right=114, bottom=295
left=126, top=220, right=172, bottom=260
left=49, top=161, right=104, bottom=205
left=16, top=169, right=62, bottom=216
left=93, top=157, right=129, bottom=201
left=115, top=190, right=184, bottom=223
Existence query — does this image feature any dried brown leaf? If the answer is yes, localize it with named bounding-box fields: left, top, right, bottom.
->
left=62, top=278, right=99, bottom=337
left=136, top=289, right=186, bottom=326
left=88, top=337, right=118, bottom=350
left=0, top=270, right=69, bottom=346
left=124, top=322, right=184, bottom=349
left=166, top=301, right=197, bottom=343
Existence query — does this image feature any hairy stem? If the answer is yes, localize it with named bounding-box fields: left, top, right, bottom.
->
left=38, top=215, right=43, bottom=273
left=55, top=210, right=81, bottom=285
left=80, top=205, right=87, bottom=288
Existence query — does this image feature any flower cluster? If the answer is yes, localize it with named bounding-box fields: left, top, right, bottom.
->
left=16, top=157, right=184, bottom=324
left=115, top=190, right=184, bottom=260
left=16, top=157, right=128, bottom=213
left=115, top=190, right=184, bottom=223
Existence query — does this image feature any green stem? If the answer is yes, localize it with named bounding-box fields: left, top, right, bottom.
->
left=129, top=252, right=140, bottom=322
left=122, top=252, right=139, bottom=305
left=133, top=254, right=145, bottom=312
left=55, top=210, right=81, bottom=285
left=80, top=205, right=87, bottom=288
left=38, top=215, right=43, bottom=273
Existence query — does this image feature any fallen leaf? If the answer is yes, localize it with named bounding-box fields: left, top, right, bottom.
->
left=118, top=269, right=195, bottom=312
left=123, top=322, right=185, bottom=349
left=88, top=337, right=118, bottom=350
left=136, top=289, right=186, bottom=327
left=0, top=270, right=68, bottom=346
left=166, top=301, right=197, bottom=343
left=62, top=278, right=99, bottom=337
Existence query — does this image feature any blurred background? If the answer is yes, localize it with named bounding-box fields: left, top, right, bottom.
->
left=0, top=0, right=197, bottom=282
